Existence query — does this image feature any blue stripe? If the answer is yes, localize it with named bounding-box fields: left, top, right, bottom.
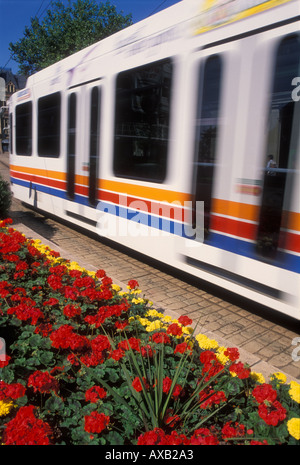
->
left=97, top=201, right=190, bottom=238
left=207, top=232, right=300, bottom=274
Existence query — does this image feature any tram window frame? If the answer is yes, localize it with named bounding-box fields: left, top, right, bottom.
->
left=67, top=93, right=77, bottom=200
left=9, top=113, right=13, bottom=154
left=89, top=86, right=101, bottom=207
left=37, top=92, right=61, bottom=158
left=192, top=54, right=223, bottom=239
left=113, top=58, right=173, bottom=183
left=256, top=33, right=300, bottom=259
left=15, top=101, right=32, bottom=156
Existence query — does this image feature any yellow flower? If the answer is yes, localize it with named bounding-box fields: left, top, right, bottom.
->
left=0, top=400, right=14, bottom=417
left=216, top=346, right=230, bottom=365
left=270, top=372, right=287, bottom=384
left=250, top=371, right=265, bottom=384
left=287, top=418, right=300, bottom=440
left=195, top=333, right=218, bottom=350
left=111, top=284, right=121, bottom=292
left=146, top=309, right=164, bottom=318
left=182, top=326, right=193, bottom=335
left=145, top=320, right=164, bottom=332
left=132, top=298, right=145, bottom=305
left=137, top=317, right=150, bottom=327
left=289, top=381, right=300, bottom=403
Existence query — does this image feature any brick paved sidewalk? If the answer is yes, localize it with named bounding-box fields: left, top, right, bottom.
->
left=1, top=153, right=299, bottom=381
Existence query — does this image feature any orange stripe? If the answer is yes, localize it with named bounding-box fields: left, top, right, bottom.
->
left=10, top=165, right=66, bottom=181
left=212, top=198, right=259, bottom=222
left=282, top=211, right=300, bottom=232
left=100, top=179, right=191, bottom=205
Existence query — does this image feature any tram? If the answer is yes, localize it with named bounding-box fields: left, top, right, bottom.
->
left=9, top=0, right=300, bottom=319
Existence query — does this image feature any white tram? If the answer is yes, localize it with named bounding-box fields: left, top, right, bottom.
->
left=9, top=0, right=300, bottom=320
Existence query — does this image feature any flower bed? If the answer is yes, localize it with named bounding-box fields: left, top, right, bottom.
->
left=0, top=218, right=299, bottom=445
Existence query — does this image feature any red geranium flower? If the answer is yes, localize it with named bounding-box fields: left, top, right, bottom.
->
left=178, top=315, right=193, bottom=326
left=128, top=279, right=139, bottom=289
left=0, top=381, right=26, bottom=400
left=85, top=385, right=107, bottom=403
left=258, top=400, right=286, bottom=426
left=229, top=362, right=250, bottom=379
left=3, top=405, right=52, bottom=445
left=174, top=341, right=190, bottom=355
left=252, top=383, right=277, bottom=404
left=63, top=303, right=82, bottom=318
left=132, top=376, right=149, bottom=392
left=224, top=347, right=240, bottom=362
left=167, top=323, right=183, bottom=337
left=151, top=332, right=171, bottom=344
left=190, top=428, right=219, bottom=445
left=84, top=411, right=110, bottom=434
left=222, top=421, right=246, bottom=439
left=28, top=370, right=59, bottom=394
left=96, top=269, right=106, bottom=278
left=115, top=320, right=128, bottom=330
left=110, top=348, right=125, bottom=361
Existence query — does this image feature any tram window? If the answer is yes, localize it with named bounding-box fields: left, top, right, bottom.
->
left=15, top=102, right=32, bottom=155
left=89, top=87, right=101, bottom=206
left=67, top=93, right=77, bottom=200
left=256, top=34, right=300, bottom=258
left=193, top=55, right=222, bottom=239
left=38, top=92, right=61, bottom=157
left=113, top=59, right=172, bottom=182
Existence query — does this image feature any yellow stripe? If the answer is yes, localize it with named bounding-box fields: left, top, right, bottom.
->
left=212, top=199, right=259, bottom=223
left=10, top=165, right=66, bottom=181
left=100, top=179, right=192, bottom=204
left=282, top=211, right=300, bottom=232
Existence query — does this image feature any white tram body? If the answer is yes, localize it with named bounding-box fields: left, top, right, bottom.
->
left=9, top=0, right=300, bottom=319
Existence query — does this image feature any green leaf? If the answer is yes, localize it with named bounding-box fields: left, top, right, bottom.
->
left=105, top=431, right=124, bottom=445
left=44, top=395, right=65, bottom=412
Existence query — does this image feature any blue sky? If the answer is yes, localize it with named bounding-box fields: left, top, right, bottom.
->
left=0, top=0, right=182, bottom=74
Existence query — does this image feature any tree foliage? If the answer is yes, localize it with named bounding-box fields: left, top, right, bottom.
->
left=9, top=0, right=132, bottom=76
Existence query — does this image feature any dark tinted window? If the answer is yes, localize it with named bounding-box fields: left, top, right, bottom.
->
left=193, top=55, right=223, bottom=239
left=15, top=102, right=32, bottom=155
left=67, top=93, right=77, bottom=200
left=89, top=87, right=101, bottom=206
left=114, top=59, right=172, bottom=182
left=38, top=92, right=61, bottom=157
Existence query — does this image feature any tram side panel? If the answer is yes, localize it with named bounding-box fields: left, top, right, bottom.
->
left=9, top=6, right=300, bottom=320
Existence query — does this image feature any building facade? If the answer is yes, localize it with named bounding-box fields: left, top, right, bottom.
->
left=0, top=68, right=26, bottom=153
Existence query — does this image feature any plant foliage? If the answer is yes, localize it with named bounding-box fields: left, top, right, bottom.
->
left=0, top=218, right=299, bottom=445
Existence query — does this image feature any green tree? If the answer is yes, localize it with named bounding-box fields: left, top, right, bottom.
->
left=9, top=0, right=132, bottom=76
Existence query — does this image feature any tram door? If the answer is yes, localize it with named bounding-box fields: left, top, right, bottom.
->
left=186, top=54, right=224, bottom=242
left=66, top=91, right=77, bottom=201
left=66, top=84, right=101, bottom=213
left=192, top=55, right=223, bottom=241
left=256, top=34, right=300, bottom=260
